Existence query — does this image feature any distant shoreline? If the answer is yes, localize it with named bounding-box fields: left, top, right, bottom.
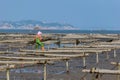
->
left=0, top=29, right=120, bottom=34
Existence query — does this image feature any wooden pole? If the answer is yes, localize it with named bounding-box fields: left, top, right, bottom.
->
left=114, top=49, right=117, bottom=58
left=44, top=61, right=47, bottom=80
left=6, top=64, right=10, bottom=80
left=96, top=52, right=99, bottom=63
left=106, top=52, right=109, bottom=60
left=83, top=52, right=86, bottom=68
left=65, top=59, right=69, bottom=73
left=58, top=39, right=61, bottom=48
left=6, top=69, right=10, bottom=80
left=74, top=43, right=76, bottom=47
left=47, top=44, right=50, bottom=51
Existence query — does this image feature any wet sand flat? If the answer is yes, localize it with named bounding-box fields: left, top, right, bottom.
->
left=0, top=33, right=120, bottom=80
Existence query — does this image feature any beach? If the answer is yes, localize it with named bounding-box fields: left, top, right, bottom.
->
left=0, top=33, right=120, bottom=80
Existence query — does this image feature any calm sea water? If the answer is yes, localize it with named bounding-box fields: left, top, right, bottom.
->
left=0, top=29, right=120, bottom=34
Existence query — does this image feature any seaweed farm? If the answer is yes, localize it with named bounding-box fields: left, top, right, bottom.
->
left=0, top=33, right=120, bottom=80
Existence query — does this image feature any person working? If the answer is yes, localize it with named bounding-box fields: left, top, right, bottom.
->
left=34, top=31, right=45, bottom=51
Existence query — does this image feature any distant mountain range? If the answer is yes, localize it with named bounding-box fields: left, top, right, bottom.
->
left=0, top=20, right=79, bottom=30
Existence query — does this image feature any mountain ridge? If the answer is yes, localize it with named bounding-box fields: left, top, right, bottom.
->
left=0, top=20, right=78, bottom=30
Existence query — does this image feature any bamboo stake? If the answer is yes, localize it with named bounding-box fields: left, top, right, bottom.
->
left=47, top=44, right=50, bottom=51
left=6, top=64, right=10, bottom=80
left=106, top=52, right=109, bottom=60
left=74, top=42, right=76, bottom=47
left=114, top=49, right=117, bottom=58
left=44, top=61, right=47, bottom=80
left=65, top=59, right=69, bottom=73
left=96, top=52, right=99, bottom=63
left=83, top=52, right=86, bottom=68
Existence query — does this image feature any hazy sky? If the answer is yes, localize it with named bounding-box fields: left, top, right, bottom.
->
left=0, top=0, right=120, bottom=30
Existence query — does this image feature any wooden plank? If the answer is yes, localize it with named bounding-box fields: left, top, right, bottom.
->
left=43, top=53, right=89, bottom=57
left=0, top=61, right=40, bottom=64
left=43, top=40, right=58, bottom=44
left=60, top=34, right=117, bottom=39
left=0, top=34, right=24, bottom=37
left=0, top=64, right=15, bottom=69
left=95, top=45, right=120, bottom=49
left=0, top=40, right=28, bottom=43
left=0, top=51, right=27, bottom=54
left=58, top=39, right=99, bottom=42
left=73, top=45, right=120, bottom=49
left=90, top=34, right=118, bottom=39
left=94, top=42, right=120, bottom=45
left=60, top=35, right=89, bottom=39
left=82, top=68, right=120, bottom=75
left=54, top=47, right=111, bottom=51
left=8, top=45, right=25, bottom=48
left=59, top=41, right=76, bottom=44
left=111, top=62, right=120, bottom=66
left=0, top=65, right=15, bottom=71
left=0, top=51, right=88, bottom=58
left=0, top=56, right=69, bottom=60
left=19, top=49, right=103, bottom=53
left=63, top=45, right=93, bottom=48
left=0, top=61, right=53, bottom=71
